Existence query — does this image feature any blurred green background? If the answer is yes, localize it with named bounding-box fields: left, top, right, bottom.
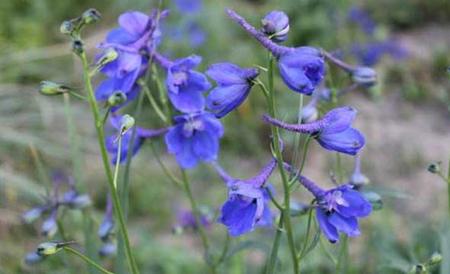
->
left=0, top=0, right=449, bottom=273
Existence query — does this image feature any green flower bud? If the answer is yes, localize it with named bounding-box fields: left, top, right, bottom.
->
left=120, top=114, right=135, bottom=135
left=363, top=191, right=383, bottom=210
left=352, top=67, right=377, bottom=87
left=408, top=264, right=427, bottom=274
left=107, top=91, right=127, bottom=107
left=72, top=40, right=84, bottom=56
left=60, top=20, right=75, bottom=35
left=82, top=8, right=101, bottom=25
left=172, top=225, right=184, bottom=235
left=36, top=242, right=60, bottom=256
left=39, top=81, right=71, bottom=96
left=427, top=252, right=442, bottom=266
left=427, top=162, right=441, bottom=174
left=95, top=48, right=118, bottom=71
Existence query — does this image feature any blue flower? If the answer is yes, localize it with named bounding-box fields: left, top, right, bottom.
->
left=263, top=106, right=365, bottom=155
left=105, top=115, right=168, bottom=164
left=206, top=63, right=259, bottom=118
left=165, top=112, right=223, bottom=169
left=278, top=47, right=325, bottom=95
left=292, top=172, right=372, bottom=243
left=173, top=0, right=202, bottom=14
left=347, top=6, right=376, bottom=36
left=261, top=10, right=290, bottom=43
left=214, top=159, right=276, bottom=236
left=155, top=53, right=211, bottom=113
left=351, top=41, right=407, bottom=66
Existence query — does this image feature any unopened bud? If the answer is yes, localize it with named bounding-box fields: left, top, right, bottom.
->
left=107, top=91, right=127, bottom=107
left=427, top=252, right=442, bottom=266
left=172, top=225, right=184, bottom=235
left=350, top=172, right=370, bottom=188
left=24, top=252, right=45, bottom=265
left=427, top=162, right=441, bottom=174
left=60, top=20, right=75, bottom=35
left=363, top=191, right=383, bottom=210
left=72, top=40, right=84, bottom=55
left=120, top=114, right=135, bottom=135
left=261, top=11, right=289, bottom=43
left=36, top=242, right=60, bottom=256
left=39, top=81, right=71, bottom=96
left=408, top=264, right=426, bottom=274
left=81, top=8, right=101, bottom=25
left=301, top=104, right=319, bottom=123
left=95, top=48, right=118, bottom=71
left=98, top=218, right=114, bottom=241
left=352, top=67, right=377, bottom=87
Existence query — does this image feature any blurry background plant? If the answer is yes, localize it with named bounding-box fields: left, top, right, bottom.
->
left=0, top=0, right=449, bottom=273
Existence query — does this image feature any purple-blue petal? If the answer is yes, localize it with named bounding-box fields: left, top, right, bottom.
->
left=118, top=11, right=150, bottom=36
left=316, top=127, right=365, bottom=155
left=328, top=213, right=360, bottom=237
left=316, top=209, right=339, bottom=243
left=206, top=84, right=250, bottom=118
left=220, top=197, right=257, bottom=237
left=321, top=106, right=357, bottom=134
left=337, top=189, right=372, bottom=217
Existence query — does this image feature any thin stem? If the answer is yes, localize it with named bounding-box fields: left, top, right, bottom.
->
left=139, top=79, right=168, bottom=123
left=149, top=143, right=183, bottom=189
left=69, top=91, right=88, bottom=101
left=79, top=52, right=140, bottom=274
left=180, top=170, right=216, bottom=274
left=298, top=208, right=314, bottom=259
left=447, top=158, right=450, bottom=214
left=289, top=135, right=312, bottom=190
left=265, top=53, right=299, bottom=274
left=291, top=94, right=304, bottom=173
left=63, top=247, right=114, bottom=274
left=214, top=233, right=231, bottom=267
left=113, top=135, right=122, bottom=190
left=265, top=213, right=284, bottom=274
left=266, top=186, right=283, bottom=211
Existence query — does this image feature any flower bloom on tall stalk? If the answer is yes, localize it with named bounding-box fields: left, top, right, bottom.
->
left=165, top=112, right=223, bottom=169
left=263, top=106, right=365, bottom=155
left=105, top=115, right=168, bottom=164
left=226, top=9, right=325, bottom=95
left=350, top=41, right=408, bottom=67
left=154, top=52, right=211, bottom=113
left=261, top=10, right=289, bottom=43
left=95, top=10, right=168, bottom=109
left=287, top=167, right=371, bottom=243
left=206, top=62, right=259, bottom=118
left=213, top=159, right=276, bottom=236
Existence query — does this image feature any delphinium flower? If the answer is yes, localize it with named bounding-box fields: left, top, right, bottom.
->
left=105, top=114, right=168, bottom=164
left=205, top=62, right=259, bottom=118
left=292, top=172, right=372, bottom=243
left=261, top=10, right=290, bottom=43
left=347, top=6, right=376, bottom=36
left=186, top=22, right=206, bottom=48
left=153, top=52, right=211, bottom=113
left=213, top=159, right=276, bottom=236
left=350, top=40, right=408, bottom=67
left=173, top=0, right=203, bottom=14
left=263, top=106, right=365, bottom=155
left=285, top=162, right=371, bottom=243
left=226, top=9, right=325, bottom=95
left=165, top=112, right=223, bottom=169
left=95, top=10, right=168, bottom=109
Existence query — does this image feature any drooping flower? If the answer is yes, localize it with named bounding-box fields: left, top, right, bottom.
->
left=206, top=62, right=259, bottom=118
left=213, top=159, right=276, bottom=236
left=165, top=112, right=223, bottom=169
left=290, top=170, right=371, bottom=243
left=105, top=115, right=168, bottom=164
left=350, top=41, right=408, bottom=67
left=225, top=9, right=325, bottom=95
left=261, top=10, right=290, bottom=43
left=154, top=53, right=211, bottom=113
left=263, top=106, right=365, bottom=155
left=349, top=154, right=370, bottom=189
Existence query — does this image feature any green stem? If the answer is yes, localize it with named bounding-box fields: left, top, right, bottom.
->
left=214, top=233, right=231, bottom=267
left=298, top=207, right=314, bottom=259
left=265, top=213, right=284, bottom=274
left=291, top=94, right=304, bottom=172
left=180, top=170, right=216, bottom=274
left=336, top=235, right=349, bottom=273
left=79, top=52, right=140, bottom=274
left=265, top=54, right=299, bottom=274
left=447, top=158, right=450, bottom=214
left=149, top=143, right=183, bottom=189
left=63, top=247, right=114, bottom=274
left=140, top=79, right=168, bottom=123
left=113, top=135, right=122, bottom=190
left=289, top=135, right=312, bottom=190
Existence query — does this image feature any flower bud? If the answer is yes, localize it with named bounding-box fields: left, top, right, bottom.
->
left=81, top=8, right=101, bottom=25
left=24, top=252, right=45, bottom=265
left=98, top=218, right=114, bottom=242
left=22, top=207, right=45, bottom=224
left=289, top=201, right=311, bottom=217
left=172, top=225, right=184, bottom=235
left=72, top=40, right=84, bottom=55
left=41, top=216, right=58, bottom=238
left=98, top=242, right=116, bottom=258
left=36, top=242, right=61, bottom=256
left=39, top=81, right=71, bottom=96
left=363, top=191, right=383, bottom=210
left=408, top=264, right=426, bottom=274
left=427, top=252, right=442, bottom=266
left=95, top=48, right=118, bottom=71
left=427, top=162, right=441, bottom=174
left=120, top=114, right=135, bottom=135
left=62, top=190, right=91, bottom=209
left=261, top=11, right=289, bottom=43
left=107, top=91, right=127, bottom=107
left=60, top=20, right=75, bottom=35
left=352, top=67, right=377, bottom=87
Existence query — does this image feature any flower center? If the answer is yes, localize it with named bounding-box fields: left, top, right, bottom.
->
left=172, top=71, right=188, bottom=86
